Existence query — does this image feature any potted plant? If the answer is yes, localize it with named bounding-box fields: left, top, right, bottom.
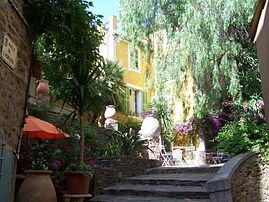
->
left=63, top=134, right=95, bottom=194
left=65, top=161, right=94, bottom=194
left=16, top=140, right=60, bottom=202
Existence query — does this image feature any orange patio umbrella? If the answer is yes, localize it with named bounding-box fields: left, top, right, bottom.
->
left=23, top=115, right=69, bottom=139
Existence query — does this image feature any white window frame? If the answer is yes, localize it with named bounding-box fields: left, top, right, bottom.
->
left=128, top=44, right=141, bottom=73
left=128, top=87, right=143, bottom=117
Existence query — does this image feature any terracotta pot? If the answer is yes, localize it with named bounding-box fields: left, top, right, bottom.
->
left=16, top=170, right=56, bottom=202
left=36, top=79, right=49, bottom=95
left=65, top=172, right=90, bottom=194
left=104, top=105, right=117, bottom=119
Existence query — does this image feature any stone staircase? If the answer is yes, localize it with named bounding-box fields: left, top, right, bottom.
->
left=90, top=165, right=221, bottom=202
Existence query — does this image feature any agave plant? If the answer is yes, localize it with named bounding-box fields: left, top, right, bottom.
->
left=104, top=131, right=148, bottom=156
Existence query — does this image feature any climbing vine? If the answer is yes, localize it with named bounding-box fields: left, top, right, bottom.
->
left=119, top=0, right=260, bottom=119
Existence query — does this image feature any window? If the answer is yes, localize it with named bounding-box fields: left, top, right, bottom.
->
left=122, top=86, right=147, bottom=116
left=129, top=89, right=141, bottom=115
left=128, top=45, right=140, bottom=71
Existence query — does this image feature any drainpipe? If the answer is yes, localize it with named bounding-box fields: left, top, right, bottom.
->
left=15, top=43, right=34, bottom=159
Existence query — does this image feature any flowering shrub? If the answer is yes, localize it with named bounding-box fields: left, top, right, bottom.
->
left=203, top=115, right=229, bottom=137
left=174, top=117, right=195, bottom=145
left=214, top=95, right=267, bottom=154
left=171, top=95, right=266, bottom=151
left=215, top=120, right=267, bottom=154
left=175, top=121, right=192, bottom=134
left=234, top=95, right=265, bottom=124
left=28, top=140, right=63, bottom=171
left=50, top=160, right=61, bottom=170
left=62, top=128, right=97, bottom=177
left=30, top=150, right=48, bottom=170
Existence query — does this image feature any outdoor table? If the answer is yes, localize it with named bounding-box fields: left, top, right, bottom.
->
left=172, top=146, right=195, bottom=165
left=206, top=151, right=229, bottom=164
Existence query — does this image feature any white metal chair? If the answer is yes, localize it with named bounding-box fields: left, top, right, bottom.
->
left=182, top=146, right=195, bottom=165
left=172, top=147, right=185, bottom=166
left=160, top=146, right=174, bottom=167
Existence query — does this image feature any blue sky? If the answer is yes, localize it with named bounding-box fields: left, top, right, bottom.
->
left=90, top=0, right=120, bottom=25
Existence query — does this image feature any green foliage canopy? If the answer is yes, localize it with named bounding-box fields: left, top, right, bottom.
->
left=215, top=120, right=267, bottom=154
left=25, top=0, right=123, bottom=165
left=119, top=0, right=260, bottom=118
left=27, top=0, right=104, bottom=116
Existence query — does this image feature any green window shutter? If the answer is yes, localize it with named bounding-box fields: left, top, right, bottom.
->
left=123, top=86, right=130, bottom=114
left=142, top=92, right=148, bottom=112
left=147, top=102, right=152, bottom=109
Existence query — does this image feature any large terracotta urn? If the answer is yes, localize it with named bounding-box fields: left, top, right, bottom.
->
left=139, top=116, right=161, bottom=139
left=16, top=170, right=57, bottom=202
left=36, top=79, right=49, bottom=95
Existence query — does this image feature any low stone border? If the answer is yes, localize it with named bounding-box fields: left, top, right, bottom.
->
left=206, top=152, right=255, bottom=202
left=92, top=156, right=161, bottom=196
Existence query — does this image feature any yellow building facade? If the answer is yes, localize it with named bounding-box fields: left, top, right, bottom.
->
left=100, top=16, right=153, bottom=121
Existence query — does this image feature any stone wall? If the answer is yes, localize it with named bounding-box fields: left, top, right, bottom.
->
left=92, top=156, right=161, bottom=196
left=231, top=154, right=269, bottom=202
left=0, top=0, right=31, bottom=149
left=0, top=0, right=32, bottom=201
left=206, top=153, right=269, bottom=202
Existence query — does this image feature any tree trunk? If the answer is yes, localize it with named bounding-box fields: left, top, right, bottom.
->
left=79, top=114, right=84, bottom=165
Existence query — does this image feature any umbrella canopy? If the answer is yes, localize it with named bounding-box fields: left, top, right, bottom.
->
left=23, top=115, right=69, bottom=138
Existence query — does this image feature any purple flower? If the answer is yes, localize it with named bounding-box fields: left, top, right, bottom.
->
left=51, top=160, right=61, bottom=170
left=175, top=124, right=183, bottom=132
left=37, top=151, right=43, bottom=157
left=259, top=101, right=264, bottom=108
left=176, top=122, right=192, bottom=133
left=212, top=116, right=221, bottom=129
left=189, top=117, right=194, bottom=124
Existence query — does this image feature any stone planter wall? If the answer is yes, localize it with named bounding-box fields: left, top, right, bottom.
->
left=206, top=152, right=269, bottom=202
left=231, top=153, right=269, bottom=202
left=92, top=156, right=161, bottom=196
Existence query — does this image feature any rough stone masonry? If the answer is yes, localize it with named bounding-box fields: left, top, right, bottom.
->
left=0, top=0, right=32, bottom=201
left=231, top=154, right=269, bottom=202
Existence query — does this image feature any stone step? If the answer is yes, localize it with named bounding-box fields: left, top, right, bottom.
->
left=122, top=172, right=215, bottom=186
left=147, top=165, right=222, bottom=174
left=90, top=194, right=210, bottom=202
left=90, top=165, right=221, bottom=202
left=102, top=184, right=209, bottom=199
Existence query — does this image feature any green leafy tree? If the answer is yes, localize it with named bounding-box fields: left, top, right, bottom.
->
left=26, top=0, right=104, bottom=166
left=152, top=91, right=175, bottom=150
left=95, top=60, right=125, bottom=116
left=119, top=0, right=260, bottom=119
